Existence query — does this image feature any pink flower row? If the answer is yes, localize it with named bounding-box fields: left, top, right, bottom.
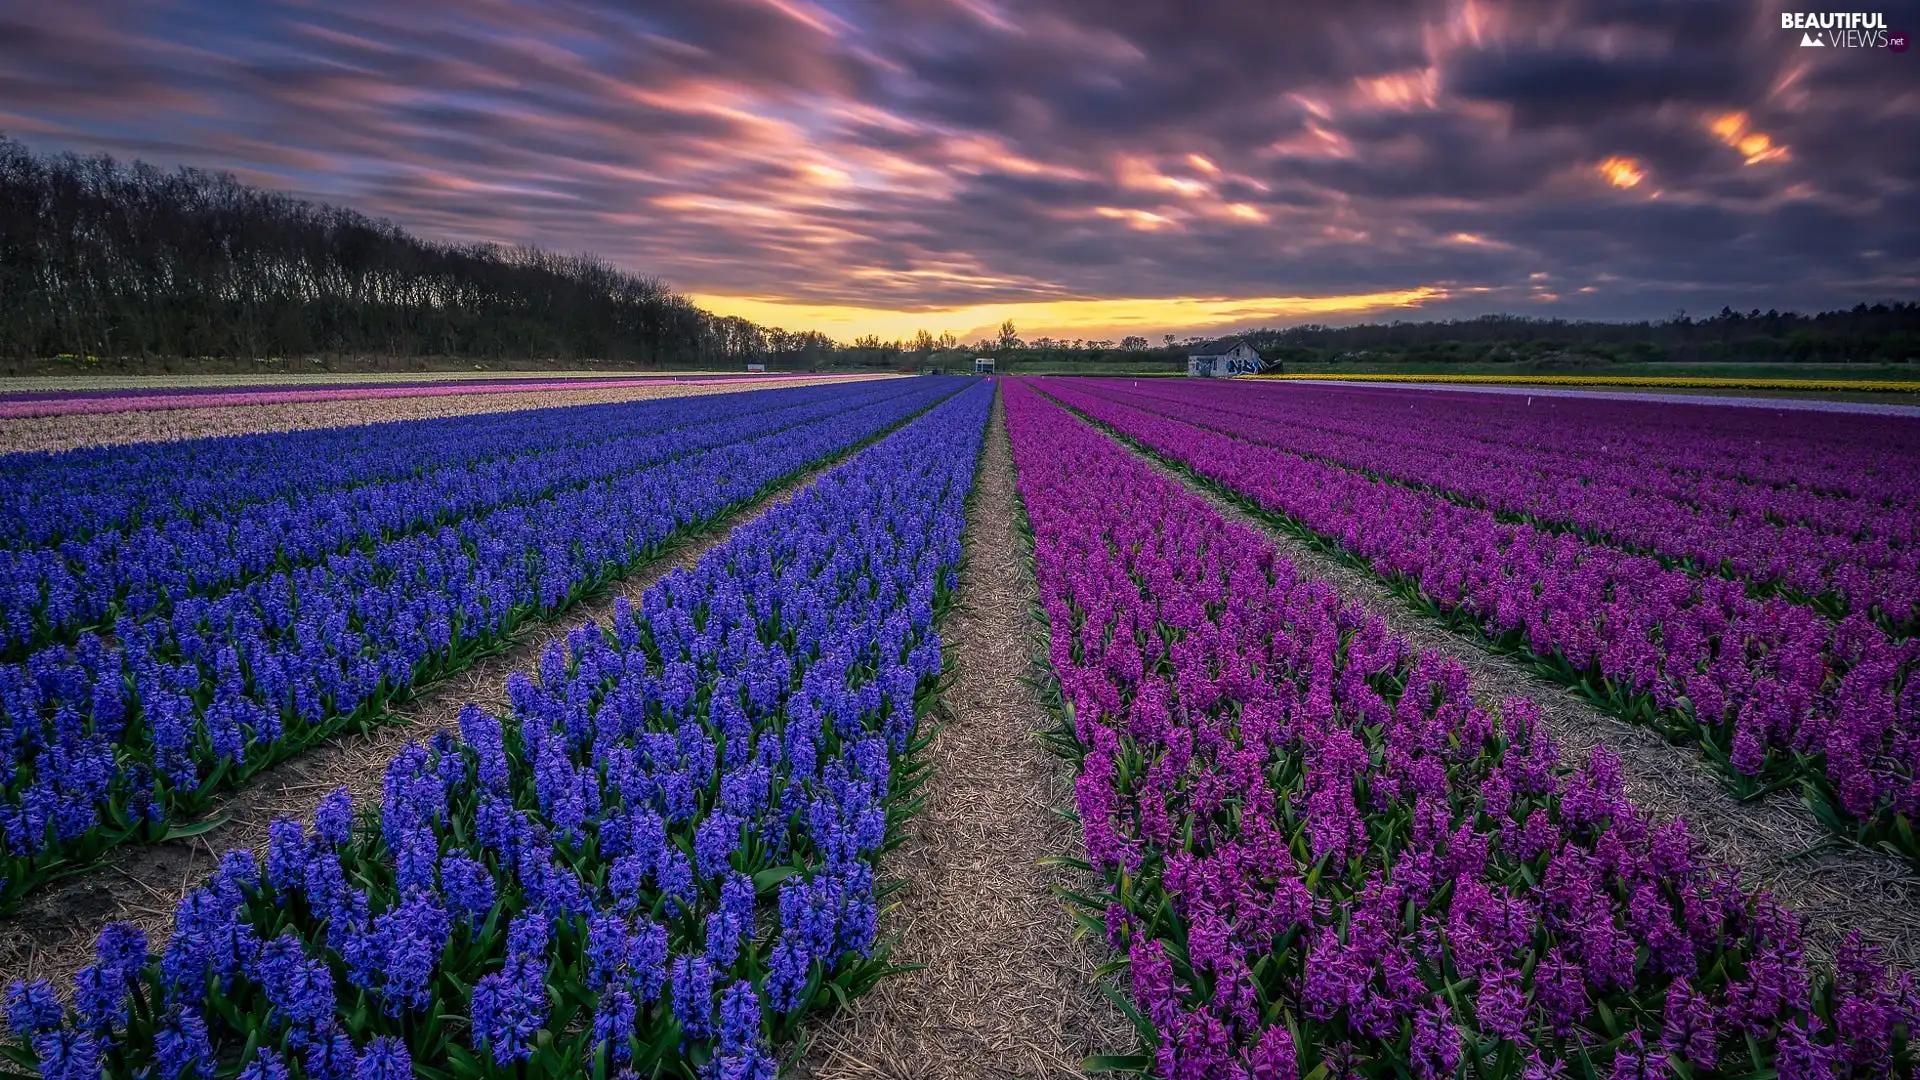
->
left=1070, top=379, right=1920, bottom=630
left=0, top=375, right=812, bottom=419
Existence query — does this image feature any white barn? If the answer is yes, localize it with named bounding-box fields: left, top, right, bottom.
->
left=974, top=357, right=996, bottom=374
left=1186, top=338, right=1264, bottom=377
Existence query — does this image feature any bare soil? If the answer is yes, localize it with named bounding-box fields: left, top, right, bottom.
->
left=1096, top=421, right=1920, bottom=974
left=792, top=390, right=1129, bottom=1080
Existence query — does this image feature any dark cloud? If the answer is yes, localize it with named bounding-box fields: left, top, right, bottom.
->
left=1446, top=49, right=1763, bottom=123
left=2, top=0, right=1915, bottom=332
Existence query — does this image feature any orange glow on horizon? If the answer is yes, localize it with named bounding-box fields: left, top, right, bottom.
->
left=684, top=287, right=1451, bottom=342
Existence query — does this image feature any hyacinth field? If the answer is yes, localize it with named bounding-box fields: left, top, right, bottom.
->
left=0, top=373, right=1915, bottom=1080
left=1006, top=379, right=1916, bottom=1079
left=0, top=377, right=959, bottom=908
left=1036, top=379, right=1920, bottom=866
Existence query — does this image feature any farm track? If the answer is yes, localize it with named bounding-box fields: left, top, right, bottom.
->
left=792, top=390, right=1128, bottom=1080
left=0, top=375, right=869, bottom=453
left=1088, top=412, right=1920, bottom=975
left=0, top=431, right=881, bottom=994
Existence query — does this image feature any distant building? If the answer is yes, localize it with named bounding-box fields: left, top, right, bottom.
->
left=1186, top=338, right=1264, bottom=377
left=974, top=357, right=996, bottom=374
left=746, top=362, right=767, bottom=373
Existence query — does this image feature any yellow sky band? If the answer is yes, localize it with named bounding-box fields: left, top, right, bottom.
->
left=687, top=288, right=1448, bottom=342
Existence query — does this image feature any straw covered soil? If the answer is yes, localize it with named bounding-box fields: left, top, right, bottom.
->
left=0, top=375, right=865, bottom=453
left=792, top=390, right=1129, bottom=1080
left=0, top=448, right=854, bottom=993
left=1093, top=419, right=1920, bottom=975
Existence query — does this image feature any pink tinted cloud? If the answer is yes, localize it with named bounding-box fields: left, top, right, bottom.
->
left=3, top=0, right=1914, bottom=329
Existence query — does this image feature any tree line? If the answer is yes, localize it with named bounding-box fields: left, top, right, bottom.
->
left=856, top=305, right=1920, bottom=372
left=0, top=137, right=836, bottom=367
left=1239, top=307, right=1920, bottom=366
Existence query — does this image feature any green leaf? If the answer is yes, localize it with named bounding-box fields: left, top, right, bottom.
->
left=161, top=816, right=230, bottom=840
left=1098, top=983, right=1156, bottom=1047
left=752, top=865, right=799, bottom=892
left=446, top=1044, right=487, bottom=1080
left=1082, top=1054, right=1153, bottom=1073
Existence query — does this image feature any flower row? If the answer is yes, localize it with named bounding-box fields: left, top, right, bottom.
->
left=0, top=376, right=735, bottom=421
left=1, top=383, right=811, bottom=551
left=1074, top=380, right=1919, bottom=631
left=1002, top=378, right=1914, bottom=1079
left=2, top=381, right=914, bottom=653
left=1037, top=380, right=1920, bottom=866
left=0, top=378, right=963, bottom=909
left=3, top=379, right=990, bottom=1080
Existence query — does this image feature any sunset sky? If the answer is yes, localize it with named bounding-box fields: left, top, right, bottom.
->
left=3, top=0, right=1916, bottom=341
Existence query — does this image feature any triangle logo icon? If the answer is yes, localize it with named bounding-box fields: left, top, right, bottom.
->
left=1801, top=30, right=1825, bottom=45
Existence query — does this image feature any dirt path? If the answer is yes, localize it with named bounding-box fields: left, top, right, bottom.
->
left=793, top=390, right=1128, bottom=1080
left=1088, top=417, right=1920, bottom=974
left=0, top=453, right=858, bottom=993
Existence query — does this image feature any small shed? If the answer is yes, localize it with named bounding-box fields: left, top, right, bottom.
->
left=746, top=362, right=767, bottom=373
left=1186, top=338, right=1264, bottom=377
left=974, top=357, right=996, bottom=375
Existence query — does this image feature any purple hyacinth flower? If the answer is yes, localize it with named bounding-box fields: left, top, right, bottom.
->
left=354, top=1036, right=411, bottom=1080
left=7, top=980, right=63, bottom=1038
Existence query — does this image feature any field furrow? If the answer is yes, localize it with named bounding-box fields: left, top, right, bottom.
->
left=794, top=386, right=1128, bottom=1080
